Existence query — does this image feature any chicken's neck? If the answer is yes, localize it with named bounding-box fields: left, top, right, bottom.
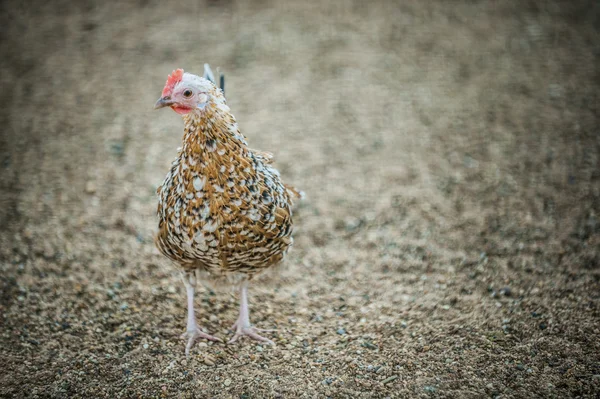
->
left=178, top=103, right=250, bottom=180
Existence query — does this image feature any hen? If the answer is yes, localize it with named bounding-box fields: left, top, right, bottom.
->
left=154, top=65, right=302, bottom=355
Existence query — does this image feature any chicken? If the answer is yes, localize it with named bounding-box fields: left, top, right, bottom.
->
left=153, top=66, right=302, bottom=355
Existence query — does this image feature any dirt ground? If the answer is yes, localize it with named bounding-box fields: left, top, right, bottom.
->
left=1, top=0, right=599, bottom=398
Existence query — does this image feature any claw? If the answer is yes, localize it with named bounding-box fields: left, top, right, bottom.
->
left=228, top=326, right=275, bottom=345
left=181, top=329, right=222, bottom=357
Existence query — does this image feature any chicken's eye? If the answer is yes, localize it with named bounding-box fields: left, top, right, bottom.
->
left=183, top=89, right=193, bottom=98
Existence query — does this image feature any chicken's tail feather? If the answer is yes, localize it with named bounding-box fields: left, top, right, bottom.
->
left=204, top=63, right=225, bottom=96
left=285, top=185, right=305, bottom=202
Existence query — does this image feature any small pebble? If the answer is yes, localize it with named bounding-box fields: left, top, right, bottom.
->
left=381, top=375, right=398, bottom=385
left=203, top=358, right=215, bottom=367
left=143, top=343, right=149, bottom=349
left=539, top=322, right=547, bottom=330
left=362, top=341, right=377, bottom=350
left=224, top=379, right=231, bottom=387
left=109, top=142, right=124, bottom=156
left=85, top=181, right=97, bottom=194
left=336, top=328, right=346, bottom=335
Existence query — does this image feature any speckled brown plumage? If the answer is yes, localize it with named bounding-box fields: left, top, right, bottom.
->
left=155, top=82, right=300, bottom=278
left=153, top=66, right=302, bottom=354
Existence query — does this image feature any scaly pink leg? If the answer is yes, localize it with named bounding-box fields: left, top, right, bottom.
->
left=228, top=282, right=275, bottom=345
left=180, top=271, right=221, bottom=356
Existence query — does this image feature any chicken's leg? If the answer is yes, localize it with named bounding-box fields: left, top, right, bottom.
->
left=228, top=281, right=275, bottom=345
left=180, top=270, right=221, bottom=356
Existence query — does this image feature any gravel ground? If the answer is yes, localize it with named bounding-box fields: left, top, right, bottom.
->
left=1, top=1, right=599, bottom=398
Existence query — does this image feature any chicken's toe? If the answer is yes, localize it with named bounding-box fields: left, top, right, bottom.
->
left=228, top=326, right=275, bottom=345
left=181, top=329, right=222, bottom=356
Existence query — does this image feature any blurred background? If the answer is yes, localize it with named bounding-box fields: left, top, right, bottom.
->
left=0, top=0, right=598, bottom=397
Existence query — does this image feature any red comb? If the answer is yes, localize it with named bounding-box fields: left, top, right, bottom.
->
left=162, top=68, right=184, bottom=97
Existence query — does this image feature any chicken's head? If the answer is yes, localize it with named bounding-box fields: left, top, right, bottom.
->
left=154, top=69, right=215, bottom=115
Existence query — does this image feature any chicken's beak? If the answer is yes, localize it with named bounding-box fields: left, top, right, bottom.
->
left=154, top=97, right=174, bottom=110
